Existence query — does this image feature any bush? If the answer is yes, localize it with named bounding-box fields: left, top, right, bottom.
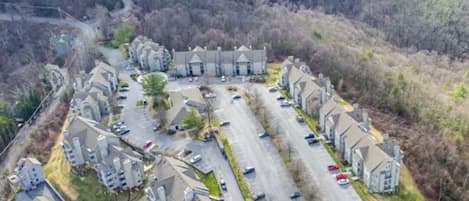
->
left=118, top=80, right=129, bottom=88
left=183, top=109, right=204, bottom=130
left=130, top=73, right=138, bottom=81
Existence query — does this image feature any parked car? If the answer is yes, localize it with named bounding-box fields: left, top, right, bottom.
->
left=252, top=192, right=266, bottom=200
left=268, top=87, right=277, bottom=92
left=336, top=173, right=348, bottom=180
left=118, top=95, right=127, bottom=100
left=232, top=94, right=241, bottom=99
left=219, top=121, right=230, bottom=127
left=194, top=77, right=199, bottom=81
left=205, top=93, right=217, bottom=99
left=280, top=101, right=291, bottom=107
left=276, top=95, right=285, bottom=100
left=304, top=133, right=315, bottom=139
left=307, top=139, right=320, bottom=144
left=143, top=140, right=153, bottom=149
left=221, top=76, right=226, bottom=82
left=220, top=179, right=227, bottom=191
left=296, top=115, right=304, bottom=123
left=190, top=154, right=202, bottom=164
left=119, top=87, right=129, bottom=92
left=188, top=77, right=193, bottom=82
left=242, top=166, right=255, bottom=175
left=289, top=191, right=301, bottom=199
left=327, top=164, right=340, bottom=171
left=117, top=128, right=130, bottom=135
left=337, top=179, right=350, bottom=185
left=258, top=132, right=270, bottom=138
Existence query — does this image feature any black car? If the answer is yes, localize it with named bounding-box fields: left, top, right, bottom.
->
left=290, top=191, right=301, bottom=199
left=232, top=94, right=242, bottom=99
left=252, top=192, right=266, bottom=200
left=242, top=166, right=255, bottom=175
left=118, top=129, right=130, bottom=135
left=304, top=133, right=314, bottom=139
left=276, top=96, right=285, bottom=100
left=118, top=95, right=127, bottom=100
left=307, top=139, right=320, bottom=144
left=258, top=132, right=270, bottom=138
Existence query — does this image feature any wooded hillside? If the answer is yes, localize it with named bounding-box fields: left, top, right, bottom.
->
left=131, top=1, right=469, bottom=200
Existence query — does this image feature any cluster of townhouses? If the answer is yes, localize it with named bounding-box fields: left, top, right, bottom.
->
left=8, top=158, right=65, bottom=201
left=129, top=35, right=171, bottom=72
left=65, top=61, right=145, bottom=191
left=61, top=116, right=144, bottom=191
left=173, top=45, right=267, bottom=77
left=279, top=56, right=403, bottom=193
left=144, top=156, right=210, bottom=201
left=71, top=61, right=118, bottom=122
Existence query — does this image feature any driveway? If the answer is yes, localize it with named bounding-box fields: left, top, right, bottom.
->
left=213, top=85, right=301, bottom=201
left=255, top=85, right=362, bottom=201
left=100, top=47, right=244, bottom=201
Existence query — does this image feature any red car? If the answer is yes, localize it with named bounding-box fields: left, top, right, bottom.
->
left=143, top=140, right=153, bottom=149
left=327, top=164, right=339, bottom=171
left=336, top=173, right=347, bottom=181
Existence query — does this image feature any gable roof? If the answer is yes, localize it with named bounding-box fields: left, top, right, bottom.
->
left=189, top=54, right=203, bottom=63
left=149, top=157, right=209, bottom=201
left=173, top=46, right=265, bottom=66
left=64, top=116, right=116, bottom=149
left=237, top=53, right=250, bottom=62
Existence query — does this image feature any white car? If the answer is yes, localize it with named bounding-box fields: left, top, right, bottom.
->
left=221, top=76, right=226, bottom=82
left=337, top=179, right=349, bottom=185
left=190, top=154, right=202, bottom=164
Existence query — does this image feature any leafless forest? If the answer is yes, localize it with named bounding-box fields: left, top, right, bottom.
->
left=1, top=0, right=469, bottom=200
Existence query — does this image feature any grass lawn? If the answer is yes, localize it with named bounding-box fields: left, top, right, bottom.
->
left=265, top=63, right=281, bottom=86
left=194, top=170, right=221, bottom=196
left=43, top=116, right=145, bottom=201
left=222, top=138, right=252, bottom=201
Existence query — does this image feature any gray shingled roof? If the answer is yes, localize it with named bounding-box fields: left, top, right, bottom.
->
left=64, top=116, right=116, bottom=149
left=173, top=46, right=265, bottom=66
left=149, top=157, right=209, bottom=201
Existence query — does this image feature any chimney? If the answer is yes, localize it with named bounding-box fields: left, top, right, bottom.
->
left=320, top=87, right=327, bottom=104
left=362, top=110, right=370, bottom=131
left=188, top=46, right=192, bottom=51
left=326, top=79, right=332, bottom=96
left=394, top=144, right=402, bottom=161
left=294, top=58, right=300, bottom=64
left=318, top=73, right=324, bottom=86
left=113, top=157, right=121, bottom=171
left=383, top=133, right=389, bottom=144
left=97, top=135, right=108, bottom=158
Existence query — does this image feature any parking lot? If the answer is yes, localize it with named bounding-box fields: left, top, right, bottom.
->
left=99, top=47, right=244, bottom=201
left=213, top=85, right=301, bottom=201
left=255, top=85, right=362, bottom=201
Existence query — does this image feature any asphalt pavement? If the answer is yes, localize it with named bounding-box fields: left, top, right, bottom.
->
left=100, top=47, right=243, bottom=201
left=213, top=85, right=301, bottom=201
left=255, top=85, right=362, bottom=201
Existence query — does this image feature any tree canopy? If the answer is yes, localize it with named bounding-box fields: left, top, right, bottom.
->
left=183, top=109, right=203, bottom=130
left=142, top=74, right=167, bottom=98
left=111, top=23, right=135, bottom=48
